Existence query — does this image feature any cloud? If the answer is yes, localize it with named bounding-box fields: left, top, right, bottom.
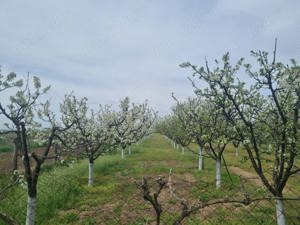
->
left=0, top=0, right=299, bottom=120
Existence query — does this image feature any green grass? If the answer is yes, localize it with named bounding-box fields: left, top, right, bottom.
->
left=0, top=138, right=44, bottom=153
left=0, top=139, right=12, bottom=153
left=0, top=145, right=12, bottom=153
left=0, top=134, right=299, bottom=224
left=0, top=165, right=82, bottom=225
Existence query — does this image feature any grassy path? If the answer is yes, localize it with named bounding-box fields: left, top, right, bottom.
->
left=1, top=134, right=299, bottom=225
left=47, top=134, right=207, bottom=224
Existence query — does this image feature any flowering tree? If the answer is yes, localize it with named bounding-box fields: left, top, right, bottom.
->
left=155, top=114, right=191, bottom=152
left=180, top=42, right=300, bottom=225
left=126, top=102, right=156, bottom=154
left=172, top=94, right=233, bottom=188
left=0, top=74, right=74, bottom=225
left=171, top=96, right=208, bottom=170
left=112, top=97, right=156, bottom=159
left=0, top=72, right=23, bottom=172
left=61, top=94, right=117, bottom=186
left=199, top=99, right=234, bottom=188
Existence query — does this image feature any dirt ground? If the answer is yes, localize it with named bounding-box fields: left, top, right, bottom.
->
left=228, top=166, right=263, bottom=187
left=0, top=147, right=57, bottom=175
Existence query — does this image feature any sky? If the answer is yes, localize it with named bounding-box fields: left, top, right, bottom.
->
left=0, top=0, right=300, bottom=116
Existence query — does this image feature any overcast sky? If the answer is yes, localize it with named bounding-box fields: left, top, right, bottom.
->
left=0, top=0, right=300, bottom=115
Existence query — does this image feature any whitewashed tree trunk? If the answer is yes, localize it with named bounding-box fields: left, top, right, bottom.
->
left=276, top=199, right=286, bottom=225
left=26, top=196, right=37, bottom=225
left=121, top=148, right=125, bottom=159
left=181, top=147, right=185, bottom=154
left=216, top=158, right=221, bottom=188
left=88, top=162, right=94, bottom=186
left=235, top=148, right=239, bottom=157
left=198, top=146, right=203, bottom=171
left=128, top=146, right=131, bottom=155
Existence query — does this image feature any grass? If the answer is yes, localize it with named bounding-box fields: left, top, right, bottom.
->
left=0, top=138, right=45, bottom=153
left=0, top=139, right=12, bottom=153
left=0, top=134, right=299, bottom=224
left=223, top=143, right=300, bottom=196
left=0, top=145, right=12, bottom=153
left=0, top=165, right=83, bottom=225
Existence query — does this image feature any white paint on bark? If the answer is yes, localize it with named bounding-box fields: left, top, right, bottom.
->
left=26, top=196, right=36, bottom=225
left=235, top=148, right=239, bottom=157
left=198, top=146, right=203, bottom=171
left=276, top=199, right=286, bottom=225
left=181, top=147, right=185, bottom=154
left=121, top=148, right=125, bottom=159
left=88, top=163, right=94, bottom=186
left=216, top=158, right=221, bottom=189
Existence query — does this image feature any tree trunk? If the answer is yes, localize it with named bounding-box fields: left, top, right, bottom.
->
left=198, top=146, right=204, bottom=171
left=128, top=146, right=131, bottom=155
left=88, top=161, right=94, bottom=186
left=53, top=144, right=59, bottom=164
left=275, top=198, right=286, bottom=225
left=181, top=146, right=185, bottom=154
left=12, top=141, right=18, bottom=172
left=19, top=124, right=37, bottom=225
left=235, top=148, right=239, bottom=157
left=121, top=148, right=125, bottom=159
left=25, top=196, right=37, bottom=225
left=216, top=158, right=221, bottom=189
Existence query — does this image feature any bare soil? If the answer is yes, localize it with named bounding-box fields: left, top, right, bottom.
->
left=228, top=166, right=263, bottom=187
left=0, top=147, right=56, bottom=175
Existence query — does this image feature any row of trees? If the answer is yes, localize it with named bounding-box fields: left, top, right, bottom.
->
left=157, top=42, right=300, bottom=225
left=0, top=72, right=155, bottom=225
left=157, top=95, right=233, bottom=189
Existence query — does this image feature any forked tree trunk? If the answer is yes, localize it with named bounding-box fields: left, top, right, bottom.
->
left=26, top=196, right=37, bottom=225
left=88, top=160, right=94, bottom=186
left=216, top=158, right=221, bottom=189
left=198, top=145, right=204, bottom=171
left=276, top=198, right=286, bottom=225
